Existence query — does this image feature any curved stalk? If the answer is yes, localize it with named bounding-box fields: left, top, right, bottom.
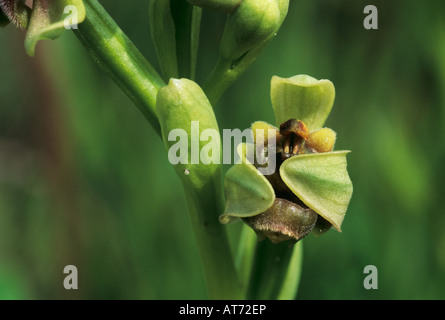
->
left=74, top=0, right=165, bottom=135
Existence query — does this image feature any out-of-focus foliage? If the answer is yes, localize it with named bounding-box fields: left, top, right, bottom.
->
left=0, top=0, right=444, bottom=299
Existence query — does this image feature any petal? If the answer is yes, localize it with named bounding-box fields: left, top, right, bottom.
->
left=279, top=151, right=353, bottom=231
left=271, top=75, right=335, bottom=131
left=25, top=0, right=86, bottom=56
left=220, top=143, right=275, bottom=224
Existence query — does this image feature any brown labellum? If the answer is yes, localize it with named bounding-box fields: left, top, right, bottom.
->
left=243, top=198, right=318, bottom=244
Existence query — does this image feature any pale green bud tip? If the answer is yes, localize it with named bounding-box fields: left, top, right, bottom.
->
left=220, top=0, right=288, bottom=61
left=187, top=0, right=242, bottom=13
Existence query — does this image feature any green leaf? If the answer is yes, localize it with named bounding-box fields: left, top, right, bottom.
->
left=25, top=0, right=86, bottom=56
left=170, top=0, right=202, bottom=80
left=271, top=75, right=335, bottom=131
left=149, top=0, right=179, bottom=81
left=279, top=151, right=353, bottom=231
left=220, top=143, right=275, bottom=224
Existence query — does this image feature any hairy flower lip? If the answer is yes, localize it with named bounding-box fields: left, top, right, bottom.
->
left=242, top=198, right=318, bottom=244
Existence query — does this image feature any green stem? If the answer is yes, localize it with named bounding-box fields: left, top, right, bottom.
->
left=184, top=181, right=242, bottom=300
left=74, top=0, right=165, bottom=135
left=204, top=39, right=271, bottom=106
left=247, top=240, right=303, bottom=300
left=203, top=57, right=236, bottom=106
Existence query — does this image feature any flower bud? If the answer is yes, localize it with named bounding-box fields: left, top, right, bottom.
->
left=243, top=198, right=318, bottom=244
left=219, top=0, right=287, bottom=62
left=187, top=0, right=242, bottom=13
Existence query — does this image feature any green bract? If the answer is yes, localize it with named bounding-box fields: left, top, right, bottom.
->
left=220, top=75, right=353, bottom=243
left=157, top=78, right=222, bottom=191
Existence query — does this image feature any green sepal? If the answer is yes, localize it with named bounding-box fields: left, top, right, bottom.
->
left=220, top=143, right=275, bottom=224
left=25, top=0, right=86, bottom=57
left=149, top=0, right=179, bottom=82
left=279, top=151, right=353, bottom=231
left=271, top=75, right=335, bottom=131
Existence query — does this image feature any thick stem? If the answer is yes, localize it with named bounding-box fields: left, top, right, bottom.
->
left=247, top=239, right=303, bottom=300
left=184, top=179, right=243, bottom=299
left=74, top=0, right=165, bottom=135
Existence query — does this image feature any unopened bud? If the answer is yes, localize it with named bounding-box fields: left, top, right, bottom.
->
left=220, top=0, right=286, bottom=62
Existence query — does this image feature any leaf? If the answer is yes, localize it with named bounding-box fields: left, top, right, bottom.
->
left=219, top=143, right=275, bottom=224
left=149, top=0, right=179, bottom=81
left=25, top=0, right=86, bottom=56
left=271, top=75, right=335, bottom=131
left=279, top=151, right=353, bottom=231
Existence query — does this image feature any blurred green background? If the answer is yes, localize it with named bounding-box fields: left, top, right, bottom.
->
left=1, top=0, right=444, bottom=299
